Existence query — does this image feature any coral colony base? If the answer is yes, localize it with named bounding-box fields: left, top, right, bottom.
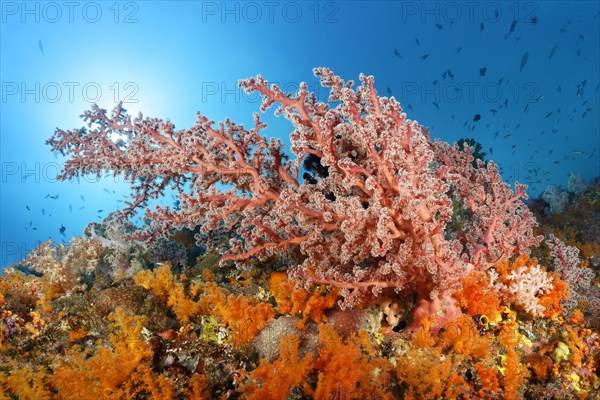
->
left=1, top=69, right=599, bottom=399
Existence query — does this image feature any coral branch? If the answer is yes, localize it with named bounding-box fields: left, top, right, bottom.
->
left=49, top=68, right=542, bottom=329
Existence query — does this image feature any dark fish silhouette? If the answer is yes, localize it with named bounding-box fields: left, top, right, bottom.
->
left=420, top=54, right=429, bottom=60
left=505, top=20, right=517, bottom=38
left=480, top=22, right=484, bottom=32
left=38, top=40, right=44, bottom=55
left=435, top=23, right=443, bottom=30
left=548, top=46, right=558, bottom=60
left=49, top=194, right=59, bottom=199
left=519, top=52, right=529, bottom=72
left=531, top=16, right=538, bottom=25
left=415, top=38, right=420, bottom=46
left=26, top=205, right=30, bottom=211
left=393, top=48, right=402, bottom=58
left=473, top=114, right=481, bottom=122
left=59, top=224, right=66, bottom=236
left=479, top=67, right=487, bottom=77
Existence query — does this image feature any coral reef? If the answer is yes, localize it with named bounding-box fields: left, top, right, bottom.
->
left=1, top=69, right=598, bottom=399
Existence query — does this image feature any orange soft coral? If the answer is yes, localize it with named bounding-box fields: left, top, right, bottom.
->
left=48, top=309, right=167, bottom=399
left=269, top=272, right=340, bottom=329
left=313, top=325, right=392, bottom=399
left=240, top=334, right=314, bottom=399
left=210, top=291, right=275, bottom=346
left=133, top=263, right=204, bottom=323
left=457, top=270, right=502, bottom=322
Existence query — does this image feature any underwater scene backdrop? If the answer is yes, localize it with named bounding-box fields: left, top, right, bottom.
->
left=1, top=1, right=599, bottom=399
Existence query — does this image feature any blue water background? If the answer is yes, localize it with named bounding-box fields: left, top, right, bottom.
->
left=1, top=1, right=598, bottom=268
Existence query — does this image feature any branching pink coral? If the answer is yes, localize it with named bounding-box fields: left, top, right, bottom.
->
left=48, top=68, right=542, bottom=330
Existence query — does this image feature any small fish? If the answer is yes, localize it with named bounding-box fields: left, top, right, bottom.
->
left=479, top=67, right=487, bottom=77
left=545, top=112, right=553, bottom=118
left=26, top=205, right=30, bottom=211
left=420, top=54, right=429, bottom=60
left=98, top=209, right=103, bottom=213
left=519, top=52, right=529, bottom=72
left=480, top=22, right=484, bottom=32
left=415, top=38, right=421, bottom=46
left=433, top=101, right=439, bottom=110
left=505, top=20, right=517, bottom=38
left=38, top=40, right=44, bottom=55
left=504, top=134, right=513, bottom=138
left=49, top=194, right=59, bottom=199
left=103, top=188, right=111, bottom=194
left=59, top=224, right=66, bottom=236
left=572, top=150, right=583, bottom=155
left=473, top=114, right=481, bottom=122
left=524, top=104, right=530, bottom=113
left=435, top=23, right=443, bottom=30
left=548, top=45, right=558, bottom=60
left=393, top=48, right=402, bottom=58
left=69, top=204, right=72, bottom=212
left=42, top=208, right=45, bottom=215
left=554, top=161, right=560, bottom=164
left=81, top=195, right=85, bottom=201
left=531, top=16, right=538, bottom=25
left=456, top=46, right=462, bottom=53
left=490, top=109, right=497, bottom=115
left=44, top=194, right=49, bottom=199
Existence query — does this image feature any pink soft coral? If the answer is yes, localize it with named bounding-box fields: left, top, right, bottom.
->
left=48, top=68, right=542, bottom=330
